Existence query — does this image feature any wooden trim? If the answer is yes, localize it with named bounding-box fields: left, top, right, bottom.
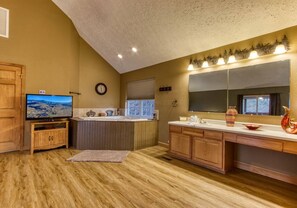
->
left=169, top=125, right=182, bottom=133
left=204, top=130, right=222, bottom=140
left=236, top=135, right=283, bottom=151
left=234, top=161, right=297, bottom=185
left=182, top=127, right=203, bottom=137
left=169, top=152, right=226, bottom=174
left=20, top=65, right=25, bottom=151
left=0, top=62, right=25, bottom=152
left=158, top=141, right=169, bottom=148
left=283, top=141, right=297, bottom=154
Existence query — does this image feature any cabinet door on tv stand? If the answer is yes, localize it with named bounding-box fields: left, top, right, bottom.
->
left=34, top=131, right=51, bottom=148
left=51, top=130, right=67, bottom=146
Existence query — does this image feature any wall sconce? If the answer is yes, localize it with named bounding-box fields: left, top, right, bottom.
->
left=201, top=58, right=209, bottom=68
left=188, top=35, right=289, bottom=70
left=187, top=59, right=194, bottom=71
left=217, top=55, right=225, bottom=65
left=248, top=46, right=259, bottom=59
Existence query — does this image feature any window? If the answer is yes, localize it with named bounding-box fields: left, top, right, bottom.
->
left=126, top=78, right=155, bottom=118
left=127, top=99, right=155, bottom=118
left=0, top=7, right=9, bottom=38
left=242, top=95, right=270, bottom=115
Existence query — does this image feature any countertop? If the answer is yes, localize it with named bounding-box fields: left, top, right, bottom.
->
left=71, top=116, right=152, bottom=122
left=168, top=120, right=297, bottom=142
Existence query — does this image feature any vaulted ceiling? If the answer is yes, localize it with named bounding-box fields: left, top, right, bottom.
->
left=52, top=0, right=297, bottom=74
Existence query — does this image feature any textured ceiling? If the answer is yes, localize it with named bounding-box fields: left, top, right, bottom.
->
left=52, top=0, right=297, bottom=74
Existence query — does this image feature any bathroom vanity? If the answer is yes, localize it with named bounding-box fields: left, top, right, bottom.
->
left=71, top=117, right=158, bottom=150
left=169, top=120, right=297, bottom=185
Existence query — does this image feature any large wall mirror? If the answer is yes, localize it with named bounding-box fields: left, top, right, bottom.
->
left=189, top=60, right=290, bottom=115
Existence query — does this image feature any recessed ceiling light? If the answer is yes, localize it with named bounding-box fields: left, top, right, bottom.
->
left=118, top=54, right=123, bottom=59
left=132, top=47, right=137, bottom=52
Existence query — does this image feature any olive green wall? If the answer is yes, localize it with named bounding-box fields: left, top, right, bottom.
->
left=120, top=26, right=297, bottom=143
left=0, top=0, right=80, bottom=106
left=0, top=0, right=120, bottom=109
left=0, top=0, right=120, bottom=149
left=79, top=38, right=120, bottom=108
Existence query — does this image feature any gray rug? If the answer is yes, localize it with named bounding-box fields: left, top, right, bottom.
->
left=67, top=150, right=130, bottom=163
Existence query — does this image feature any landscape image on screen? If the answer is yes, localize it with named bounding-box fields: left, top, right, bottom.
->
left=26, top=95, right=73, bottom=119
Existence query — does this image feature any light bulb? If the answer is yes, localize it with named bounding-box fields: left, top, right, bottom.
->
left=217, top=57, right=225, bottom=65
left=274, top=44, right=286, bottom=54
left=227, top=55, right=236, bottom=63
left=132, top=47, right=138, bottom=53
left=187, top=63, right=194, bottom=71
left=249, top=50, right=258, bottom=59
left=118, top=54, right=123, bottom=59
left=202, top=61, right=209, bottom=68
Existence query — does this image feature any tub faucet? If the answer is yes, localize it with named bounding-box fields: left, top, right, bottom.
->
left=199, top=118, right=207, bottom=124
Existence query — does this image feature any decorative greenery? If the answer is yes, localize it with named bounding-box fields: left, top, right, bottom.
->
left=190, top=35, right=289, bottom=68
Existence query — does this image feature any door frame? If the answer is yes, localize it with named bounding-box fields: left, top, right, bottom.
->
left=0, top=61, right=25, bottom=151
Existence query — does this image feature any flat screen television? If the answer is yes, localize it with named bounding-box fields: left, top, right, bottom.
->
left=26, top=94, right=73, bottom=120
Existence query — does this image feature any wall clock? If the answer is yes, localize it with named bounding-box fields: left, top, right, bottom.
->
left=95, top=83, right=107, bottom=95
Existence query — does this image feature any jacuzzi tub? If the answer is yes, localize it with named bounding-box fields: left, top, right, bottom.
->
left=78, top=116, right=149, bottom=122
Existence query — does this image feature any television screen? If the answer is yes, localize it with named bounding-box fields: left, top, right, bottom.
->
left=26, top=94, right=73, bottom=120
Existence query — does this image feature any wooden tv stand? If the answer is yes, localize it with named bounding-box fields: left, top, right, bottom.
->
left=30, top=120, right=69, bottom=154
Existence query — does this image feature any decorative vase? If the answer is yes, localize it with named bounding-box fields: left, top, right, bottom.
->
left=225, top=106, right=238, bottom=127
left=281, top=106, right=297, bottom=134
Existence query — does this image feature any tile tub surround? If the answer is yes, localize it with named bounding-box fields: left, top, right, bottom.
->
left=169, top=119, right=297, bottom=142
left=73, top=108, right=120, bottom=117
left=78, top=116, right=149, bottom=122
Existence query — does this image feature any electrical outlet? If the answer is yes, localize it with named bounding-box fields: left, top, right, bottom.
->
left=39, top=90, right=46, bottom=94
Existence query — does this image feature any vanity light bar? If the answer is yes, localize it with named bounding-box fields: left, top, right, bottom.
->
left=188, top=35, right=289, bottom=70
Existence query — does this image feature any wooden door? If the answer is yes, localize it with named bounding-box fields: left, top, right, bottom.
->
left=204, top=139, right=223, bottom=168
left=192, top=137, right=206, bottom=161
left=192, top=137, right=223, bottom=169
left=170, top=132, right=191, bottom=159
left=0, top=63, right=23, bottom=153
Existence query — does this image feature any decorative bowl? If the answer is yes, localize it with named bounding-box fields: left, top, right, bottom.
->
left=243, top=124, right=261, bottom=130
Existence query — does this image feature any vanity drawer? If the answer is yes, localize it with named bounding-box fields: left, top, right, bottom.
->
left=182, top=127, right=204, bottom=137
left=169, top=125, right=182, bottom=133
left=204, top=130, right=222, bottom=141
left=223, top=133, right=237, bottom=142
left=283, top=141, right=297, bottom=155
left=236, top=135, right=283, bottom=151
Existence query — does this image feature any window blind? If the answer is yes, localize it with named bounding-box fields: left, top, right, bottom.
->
left=127, top=78, right=155, bottom=100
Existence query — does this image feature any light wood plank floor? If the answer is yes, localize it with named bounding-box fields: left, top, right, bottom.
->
left=0, top=146, right=297, bottom=208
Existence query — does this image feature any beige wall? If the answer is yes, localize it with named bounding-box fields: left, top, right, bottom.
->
left=0, top=0, right=80, bottom=106
left=78, top=38, right=120, bottom=108
left=121, top=26, right=297, bottom=143
left=0, top=0, right=120, bottom=148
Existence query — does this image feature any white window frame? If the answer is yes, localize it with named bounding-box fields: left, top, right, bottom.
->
left=126, top=99, right=155, bottom=119
left=242, top=95, right=270, bottom=115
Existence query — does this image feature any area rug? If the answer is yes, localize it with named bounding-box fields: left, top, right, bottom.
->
left=67, top=150, right=130, bottom=163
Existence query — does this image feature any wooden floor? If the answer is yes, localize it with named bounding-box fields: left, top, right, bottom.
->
left=0, top=146, right=297, bottom=208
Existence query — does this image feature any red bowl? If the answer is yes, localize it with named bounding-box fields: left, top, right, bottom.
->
left=243, top=124, right=261, bottom=130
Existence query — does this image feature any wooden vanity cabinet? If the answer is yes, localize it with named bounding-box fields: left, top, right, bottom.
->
left=170, top=133, right=191, bottom=159
left=192, top=131, right=223, bottom=169
left=169, top=123, right=297, bottom=185
left=169, top=125, right=223, bottom=171
left=169, top=125, right=191, bottom=159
